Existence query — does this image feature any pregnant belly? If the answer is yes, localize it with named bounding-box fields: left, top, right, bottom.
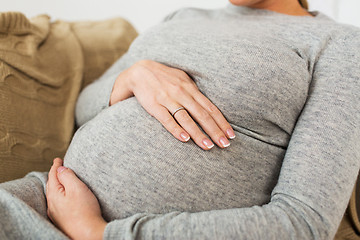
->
left=64, top=97, right=285, bottom=221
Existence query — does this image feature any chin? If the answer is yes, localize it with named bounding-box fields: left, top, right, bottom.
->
left=229, top=0, right=261, bottom=6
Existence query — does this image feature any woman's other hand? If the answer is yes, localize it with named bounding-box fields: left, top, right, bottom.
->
left=46, top=158, right=107, bottom=240
left=110, top=60, right=235, bottom=150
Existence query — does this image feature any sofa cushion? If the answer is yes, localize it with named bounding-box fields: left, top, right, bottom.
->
left=335, top=172, right=360, bottom=240
left=349, top=173, right=360, bottom=234
left=71, top=17, right=138, bottom=89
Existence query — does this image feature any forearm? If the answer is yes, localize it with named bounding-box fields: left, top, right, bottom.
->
left=75, top=52, right=134, bottom=127
left=75, top=74, right=116, bottom=127
left=103, top=194, right=333, bottom=240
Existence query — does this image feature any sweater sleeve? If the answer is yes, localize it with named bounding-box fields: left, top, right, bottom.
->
left=75, top=52, right=134, bottom=127
left=102, top=32, right=360, bottom=239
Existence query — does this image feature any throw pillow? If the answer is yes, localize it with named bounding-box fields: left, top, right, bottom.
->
left=0, top=12, right=137, bottom=182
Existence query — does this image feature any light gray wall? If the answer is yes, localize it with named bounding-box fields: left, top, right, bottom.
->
left=337, top=0, right=360, bottom=28
left=309, top=0, right=360, bottom=27
left=1, top=0, right=226, bottom=33
left=2, top=0, right=359, bottom=32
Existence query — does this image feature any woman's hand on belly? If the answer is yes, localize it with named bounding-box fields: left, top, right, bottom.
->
left=110, top=59, right=235, bottom=150
left=46, top=158, right=107, bottom=240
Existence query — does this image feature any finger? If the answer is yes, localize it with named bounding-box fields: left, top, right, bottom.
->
left=158, top=99, right=215, bottom=150
left=152, top=105, right=191, bottom=143
left=178, top=96, right=230, bottom=148
left=57, top=166, right=87, bottom=193
left=174, top=109, right=216, bottom=150
left=193, top=92, right=236, bottom=139
left=47, top=158, right=65, bottom=196
left=160, top=88, right=229, bottom=149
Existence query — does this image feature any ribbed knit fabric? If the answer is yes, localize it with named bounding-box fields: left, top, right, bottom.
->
left=0, top=12, right=84, bottom=183
left=0, top=12, right=42, bottom=34
left=1, top=5, right=360, bottom=240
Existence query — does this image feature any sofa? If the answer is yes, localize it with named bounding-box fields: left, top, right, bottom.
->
left=0, top=11, right=358, bottom=240
left=0, top=11, right=137, bottom=182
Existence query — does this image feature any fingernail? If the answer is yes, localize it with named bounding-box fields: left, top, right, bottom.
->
left=180, top=132, right=190, bottom=141
left=220, top=137, right=231, bottom=148
left=226, top=129, right=236, bottom=139
left=202, top=139, right=214, bottom=149
left=57, top=166, right=67, bottom=173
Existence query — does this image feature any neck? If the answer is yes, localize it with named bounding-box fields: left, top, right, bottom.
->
left=248, top=0, right=312, bottom=16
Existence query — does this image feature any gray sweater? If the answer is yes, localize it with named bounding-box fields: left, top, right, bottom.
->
left=1, top=4, right=359, bottom=240
left=68, top=5, right=360, bottom=239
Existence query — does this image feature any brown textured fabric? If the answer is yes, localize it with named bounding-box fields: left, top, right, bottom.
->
left=0, top=12, right=83, bottom=183
left=348, top=173, right=360, bottom=235
left=335, top=208, right=360, bottom=240
left=335, top=173, right=360, bottom=240
left=0, top=12, right=137, bottom=183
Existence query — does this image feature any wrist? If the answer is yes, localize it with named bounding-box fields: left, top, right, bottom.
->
left=81, top=218, right=107, bottom=240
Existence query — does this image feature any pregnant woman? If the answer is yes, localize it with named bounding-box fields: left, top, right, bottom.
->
left=1, top=0, right=360, bottom=239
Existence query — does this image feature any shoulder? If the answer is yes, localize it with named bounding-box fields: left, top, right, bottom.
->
left=313, top=20, right=360, bottom=65
left=323, top=21, right=360, bottom=49
left=312, top=23, right=360, bottom=95
left=333, top=24, right=360, bottom=45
